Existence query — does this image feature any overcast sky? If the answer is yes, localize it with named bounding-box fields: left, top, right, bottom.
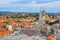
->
left=0, top=0, right=60, bottom=13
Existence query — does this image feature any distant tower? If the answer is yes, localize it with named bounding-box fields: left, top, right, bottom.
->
left=39, top=6, right=45, bottom=23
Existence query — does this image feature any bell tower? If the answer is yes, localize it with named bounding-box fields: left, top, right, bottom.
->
left=39, top=6, right=45, bottom=23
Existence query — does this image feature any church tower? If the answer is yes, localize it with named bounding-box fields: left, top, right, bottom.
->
left=39, top=6, right=45, bottom=23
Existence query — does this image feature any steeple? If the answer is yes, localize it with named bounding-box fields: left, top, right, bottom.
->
left=39, top=6, right=45, bottom=23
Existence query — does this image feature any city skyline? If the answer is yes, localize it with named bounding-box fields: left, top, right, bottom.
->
left=0, top=0, right=60, bottom=13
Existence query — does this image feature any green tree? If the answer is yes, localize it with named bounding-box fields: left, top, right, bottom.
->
left=4, top=20, right=10, bottom=24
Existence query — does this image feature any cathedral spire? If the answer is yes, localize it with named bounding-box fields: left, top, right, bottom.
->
left=39, top=6, right=45, bottom=23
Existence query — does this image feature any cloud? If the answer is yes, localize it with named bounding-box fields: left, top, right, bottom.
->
left=0, top=0, right=60, bottom=5
left=30, top=1, right=37, bottom=4
left=0, top=0, right=11, bottom=4
left=20, top=1, right=60, bottom=7
left=43, top=1, right=60, bottom=7
left=0, top=0, right=60, bottom=7
left=0, top=1, right=60, bottom=8
left=0, top=0, right=60, bottom=13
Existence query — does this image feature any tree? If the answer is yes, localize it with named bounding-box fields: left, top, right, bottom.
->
left=16, top=20, right=21, bottom=22
left=4, top=20, right=10, bottom=24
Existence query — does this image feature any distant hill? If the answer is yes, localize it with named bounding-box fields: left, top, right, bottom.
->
left=46, top=13, right=60, bottom=16
left=0, top=11, right=39, bottom=14
left=0, top=11, right=60, bottom=16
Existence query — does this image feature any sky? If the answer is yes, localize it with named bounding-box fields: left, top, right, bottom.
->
left=0, top=0, right=60, bottom=13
